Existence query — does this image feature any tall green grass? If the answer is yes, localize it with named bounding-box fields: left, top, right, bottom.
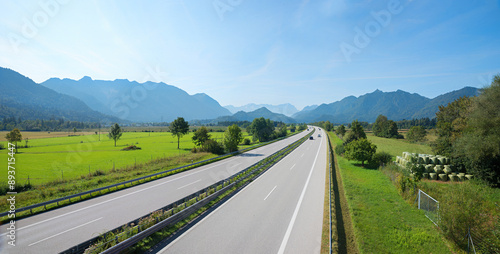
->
left=0, top=131, right=252, bottom=184
left=330, top=133, right=450, bottom=253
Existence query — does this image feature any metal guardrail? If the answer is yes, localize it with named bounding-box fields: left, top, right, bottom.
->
left=0, top=131, right=304, bottom=218
left=60, top=130, right=313, bottom=254
left=325, top=130, right=333, bottom=254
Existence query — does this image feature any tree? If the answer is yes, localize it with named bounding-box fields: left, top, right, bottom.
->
left=73, top=127, right=77, bottom=134
left=344, top=120, right=366, bottom=144
left=223, top=124, right=243, bottom=152
left=432, top=96, right=474, bottom=156
left=372, top=115, right=388, bottom=137
left=373, top=115, right=400, bottom=138
left=108, top=123, right=123, bottom=147
left=170, top=117, right=190, bottom=149
left=192, top=126, right=211, bottom=148
left=336, top=124, right=346, bottom=138
left=275, top=124, right=287, bottom=138
left=454, top=75, right=500, bottom=186
left=297, top=123, right=307, bottom=131
left=5, top=128, right=22, bottom=152
left=323, top=121, right=334, bottom=132
left=406, top=126, right=427, bottom=143
left=247, top=117, right=274, bottom=142
left=344, top=138, right=377, bottom=167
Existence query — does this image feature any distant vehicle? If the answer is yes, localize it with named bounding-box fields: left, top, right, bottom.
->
left=318, top=134, right=321, bottom=137
left=309, top=136, right=313, bottom=140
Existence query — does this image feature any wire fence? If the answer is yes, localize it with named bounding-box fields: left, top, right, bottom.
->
left=417, top=190, right=499, bottom=254
left=417, top=189, right=439, bottom=226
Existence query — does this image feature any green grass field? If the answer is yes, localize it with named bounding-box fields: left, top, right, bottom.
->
left=329, top=132, right=451, bottom=253
left=366, top=133, right=433, bottom=159
left=0, top=131, right=252, bottom=185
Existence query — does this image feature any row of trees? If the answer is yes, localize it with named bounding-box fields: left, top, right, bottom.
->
left=0, top=117, right=101, bottom=131
left=431, top=75, right=500, bottom=186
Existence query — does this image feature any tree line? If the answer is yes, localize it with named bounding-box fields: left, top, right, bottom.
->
left=0, top=117, right=101, bottom=131
left=431, top=75, right=500, bottom=186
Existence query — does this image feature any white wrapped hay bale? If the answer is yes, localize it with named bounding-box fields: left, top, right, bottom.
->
left=443, top=165, right=452, bottom=174
left=434, top=165, right=443, bottom=174
left=438, top=173, right=448, bottom=181
left=429, top=173, right=437, bottom=180
left=425, top=164, right=434, bottom=173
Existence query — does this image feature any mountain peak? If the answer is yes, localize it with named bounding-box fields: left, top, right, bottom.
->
left=79, top=76, right=93, bottom=82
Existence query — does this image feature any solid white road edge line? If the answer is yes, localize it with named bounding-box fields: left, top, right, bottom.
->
left=6, top=157, right=240, bottom=234
left=158, top=141, right=306, bottom=253
left=28, top=217, right=103, bottom=246
left=277, top=131, right=323, bottom=254
left=264, top=186, right=278, bottom=201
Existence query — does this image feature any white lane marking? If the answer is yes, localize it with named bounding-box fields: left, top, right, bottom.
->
left=231, top=163, right=242, bottom=168
left=7, top=159, right=237, bottom=234
left=290, top=164, right=296, bottom=171
left=3, top=131, right=310, bottom=236
left=158, top=137, right=310, bottom=253
left=28, top=217, right=103, bottom=246
left=300, top=153, right=304, bottom=158
left=264, top=186, right=277, bottom=201
left=277, top=132, right=323, bottom=254
left=177, top=179, right=201, bottom=190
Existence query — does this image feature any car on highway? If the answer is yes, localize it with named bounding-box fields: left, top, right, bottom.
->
left=318, top=134, right=321, bottom=137
left=309, top=136, right=313, bottom=140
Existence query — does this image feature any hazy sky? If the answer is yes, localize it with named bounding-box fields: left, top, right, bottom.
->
left=1, top=0, right=499, bottom=110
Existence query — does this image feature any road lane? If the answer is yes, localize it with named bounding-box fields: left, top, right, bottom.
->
left=0, top=130, right=311, bottom=254
left=159, top=127, right=327, bottom=254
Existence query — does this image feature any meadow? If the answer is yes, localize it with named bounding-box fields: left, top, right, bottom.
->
left=329, top=132, right=451, bottom=253
left=366, top=133, right=433, bottom=159
left=0, top=130, right=252, bottom=185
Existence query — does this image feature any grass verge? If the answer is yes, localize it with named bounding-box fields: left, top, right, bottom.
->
left=329, top=132, right=450, bottom=253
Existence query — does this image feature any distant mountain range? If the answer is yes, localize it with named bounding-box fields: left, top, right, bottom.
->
left=41, top=76, right=231, bottom=122
left=0, top=66, right=481, bottom=125
left=0, top=67, right=121, bottom=123
left=292, top=87, right=480, bottom=123
left=224, top=103, right=299, bottom=116
left=214, top=107, right=296, bottom=124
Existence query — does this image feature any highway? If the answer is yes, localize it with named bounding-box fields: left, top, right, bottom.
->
left=158, top=127, right=327, bottom=254
left=0, top=129, right=311, bottom=254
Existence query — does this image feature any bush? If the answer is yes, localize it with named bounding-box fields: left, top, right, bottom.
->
left=242, top=138, right=251, bottom=145
left=335, top=144, right=345, bottom=155
left=203, top=140, right=225, bottom=155
left=371, top=151, right=393, bottom=166
left=0, top=143, right=3, bottom=150
left=439, top=182, right=500, bottom=252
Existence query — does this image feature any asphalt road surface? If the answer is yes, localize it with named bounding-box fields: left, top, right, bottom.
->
left=159, top=127, right=327, bottom=254
left=0, top=129, right=311, bottom=254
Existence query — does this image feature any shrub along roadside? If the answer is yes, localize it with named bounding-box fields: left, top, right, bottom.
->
left=329, top=132, right=451, bottom=253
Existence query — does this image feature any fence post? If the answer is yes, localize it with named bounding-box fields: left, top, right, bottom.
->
left=467, top=227, right=470, bottom=254
left=418, top=190, right=421, bottom=209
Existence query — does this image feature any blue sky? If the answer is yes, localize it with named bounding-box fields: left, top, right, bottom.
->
left=1, top=0, right=499, bottom=110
